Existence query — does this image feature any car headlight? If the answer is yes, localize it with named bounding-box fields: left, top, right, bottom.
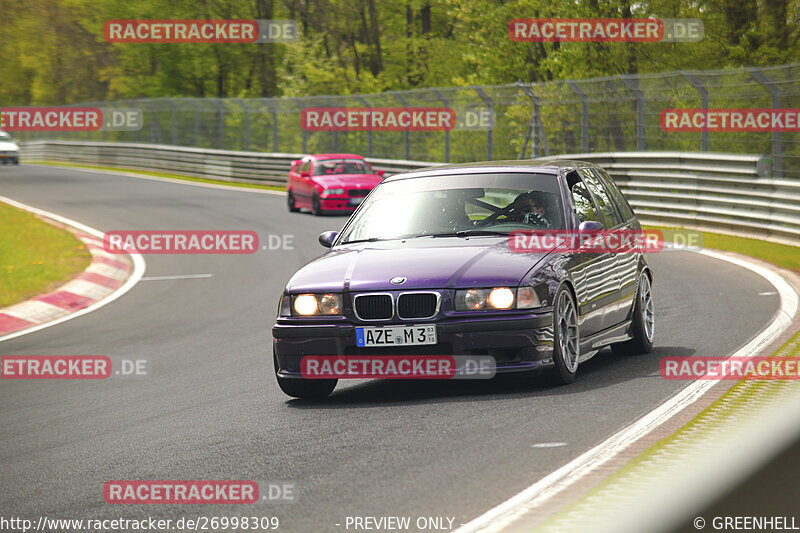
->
left=455, top=287, right=541, bottom=311
left=321, top=188, right=345, bottom=197
left=290, top=293, right=343, bottom=316
left=278, top=293, right=291, bottom=317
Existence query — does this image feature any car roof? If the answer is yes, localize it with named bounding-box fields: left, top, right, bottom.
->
left=381, top=159, right=598, bottom=182
left=310, top=153, right=365, bottom=161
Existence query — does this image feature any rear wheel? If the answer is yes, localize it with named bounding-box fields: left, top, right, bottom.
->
left=273, top=350, right=336, bottom=399
left=287, top=190, right=299, bottom=212
left=311, top=193, right=322, bottom=216
left=612, top=271, right=654, bottom=356
left=12, top=158, right=19, bottom=165
left=548, top=286, right=580, bottom=385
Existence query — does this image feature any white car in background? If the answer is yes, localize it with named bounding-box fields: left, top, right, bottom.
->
left=0, top=131, right=20, bottom=165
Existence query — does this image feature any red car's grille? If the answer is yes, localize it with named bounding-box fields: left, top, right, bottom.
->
left=348, top=189, right=371, bottom=197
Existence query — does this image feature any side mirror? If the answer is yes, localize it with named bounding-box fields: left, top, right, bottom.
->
left=299, top=170, right=309, bottom=178
left=377, top=170, right=385, bottom=178
left=579, top=220, right=604, bottom=231
left=318, top=231, right=338, bottom=248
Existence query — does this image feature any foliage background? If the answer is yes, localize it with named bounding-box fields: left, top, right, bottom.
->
left=0, top=0, right=797, bottom=104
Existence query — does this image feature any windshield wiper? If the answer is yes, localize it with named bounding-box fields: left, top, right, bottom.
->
left=427, top=229, right=509, bottom=238
left=340, top=237, right=384, bottom=244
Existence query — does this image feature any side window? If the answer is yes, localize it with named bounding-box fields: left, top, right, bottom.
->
left=566, top=171, right=600, bottom=224
left=594, top=168, right=635, bottom=222
left=579, top=169, right=620, bottom=227
left=299, top=160, right=311, bottom=175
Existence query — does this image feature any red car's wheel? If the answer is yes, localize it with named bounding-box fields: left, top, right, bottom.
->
left=311, top=192, right=322, bottom=216
left=287, top=190, right=300, bottom=212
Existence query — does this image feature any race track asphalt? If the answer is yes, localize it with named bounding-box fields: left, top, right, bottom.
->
left=0, top=164, right=781, bottom=531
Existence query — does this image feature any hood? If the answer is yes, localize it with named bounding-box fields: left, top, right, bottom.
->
left=313, top=174, right=383, bottom=188
left=286, top=237, right=549, bottom=293
left=0, top=141, right=18, bottom=151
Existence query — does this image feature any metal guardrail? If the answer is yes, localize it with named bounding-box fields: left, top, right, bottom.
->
left=19, top=140, right=800, bottom=244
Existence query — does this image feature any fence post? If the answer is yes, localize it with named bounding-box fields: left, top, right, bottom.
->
left=292, top=98, right=307, bottom=153
left=430, top=88, right=450, bottom=162
left=749, top=68, right=783, bottom=178
left=518, top=83, right=547, bottom=158
left=164, top=99, right=178, bottom=145
left=472, top=86, right=493, bottom=160
left=682, top=71, right=709, bottom=152
left=322, top=96, right=339, bottom=152
left=621, top=76, right=646, bottom=151
left=565, top=80, right=589, bottom=152
left=209, top=99, right=225, bottom=149
left=235, top=98, right=251, bottom=151
left=353, top=95, right=373, bottom=157
left=146, top=101, right=160, bottom=144
left=390, top=91, right=411, bottom=160
left=263, top=98, right=279, bottom=152
left=185, top=99, right=200, bottom=147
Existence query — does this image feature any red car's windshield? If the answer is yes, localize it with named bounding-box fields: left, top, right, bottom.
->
left=313, top=159, right=373, bottom=176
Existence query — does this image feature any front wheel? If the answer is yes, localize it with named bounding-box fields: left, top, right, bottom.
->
left=548, top=286, right=580, bottom=385
left=311, top=193, right=322, bottom=216
left=612, top=271, right=654, bottom=356
left=274, top=351, right=336, bottom=399
left=287, top=190, right=299, bottom=212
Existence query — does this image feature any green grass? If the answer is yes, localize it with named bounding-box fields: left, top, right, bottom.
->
left=27, top=161, right=287, bottom=192
left=0, top=203, right=92, bottom=308
left=644, top=225, right=800, bottom=273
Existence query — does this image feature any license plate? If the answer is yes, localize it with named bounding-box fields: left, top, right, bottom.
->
left=356, top=325, right=437, bottom=347
left=349, top=197, right=365, bottom=206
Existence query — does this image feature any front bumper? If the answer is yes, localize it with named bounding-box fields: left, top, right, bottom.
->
left=272, top=313, right=555, bottom=378
left=318, top=195, right=364, bottom=211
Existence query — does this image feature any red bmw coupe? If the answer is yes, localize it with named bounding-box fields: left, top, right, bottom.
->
left=287, top=154, right=385, bottom=215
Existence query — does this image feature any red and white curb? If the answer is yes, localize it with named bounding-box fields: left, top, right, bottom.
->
left=0, top=196, right=145, bottom=343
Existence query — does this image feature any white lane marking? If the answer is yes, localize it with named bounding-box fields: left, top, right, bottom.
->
left=531, top=443, right=568, bottom=449
left=140, top=274, right=213, bottom=281
left=0, top=196, right=146, bottom=344
left=455, top=248, right=799, bottom=533
left=26, top=164, right=286, bottom=195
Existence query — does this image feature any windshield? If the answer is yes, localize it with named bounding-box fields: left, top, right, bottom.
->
left=339, top=172, right=563, bottom=243
left=0, top=132, right=13, bottom=142
left=313, top=158, right=374, bottom=176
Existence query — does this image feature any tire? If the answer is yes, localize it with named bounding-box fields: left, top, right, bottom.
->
left=548, top=285, right=580, bottom=385
left=12, top=158, right=19, bottom=165
left=287, top=190, right=299, bottom=212
left=311, top=193, right=322, bottom=216
left=274, top=350, right=336, bottom=399
left=612, top=271, right=654, bottom=356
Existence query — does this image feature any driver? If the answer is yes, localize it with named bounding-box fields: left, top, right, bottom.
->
left=510, top=191, right=550, bottom=227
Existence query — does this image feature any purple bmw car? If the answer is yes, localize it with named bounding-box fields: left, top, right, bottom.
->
left=273, top=160, right=654, bottom=398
